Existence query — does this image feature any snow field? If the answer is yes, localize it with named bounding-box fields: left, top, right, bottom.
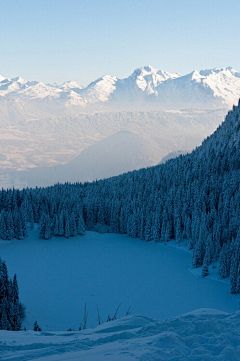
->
left=0, top=230, right=238, bottom=332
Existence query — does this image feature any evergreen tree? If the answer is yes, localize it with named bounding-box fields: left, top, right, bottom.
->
left=65, top=218, right=70, bottom=238
left=219, top=243, right=230, bottom=278
left=230, top=246, right=240, bottom=294
left=202, top=258, right=209, bottom=277
left=0, top=259, right=23, bottom=330
left=33, top=321, right=42, bottom=331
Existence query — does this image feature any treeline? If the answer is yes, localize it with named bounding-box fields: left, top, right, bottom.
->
left=0, top=186, right=85, bottom=240
left=0, top=257, right=23, bottom=330
left=1, top=102, right=240, bottom=293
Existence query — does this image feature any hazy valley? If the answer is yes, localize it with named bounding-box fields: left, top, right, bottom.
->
left=1, top=65, right=238, bottom=188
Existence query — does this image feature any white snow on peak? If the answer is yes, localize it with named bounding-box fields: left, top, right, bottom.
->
left=184, top=70, right=204, bottom=82
left=157, top=69, right=181, bottom=80
left=0, top=75, right=6, bottom=82
left=11, top=76, right=27, bottom=84
left=0, top=77, right=28, bottom=96
left=198, top=67, right=240, bottom=106
left=81, top=75, right=118, bottom=102
left=19, top=81, right=62, bottom=100
left=0, top=65, right=240, bottom=108
left=58, top=80, right=84, bottom=91
left=128, top=66, right=181, bottom=95
left=59, top=90, right=87, bottom=107
left=131, top=65, right=180, bottom=80
left=132, top=65, right=158, bottom=76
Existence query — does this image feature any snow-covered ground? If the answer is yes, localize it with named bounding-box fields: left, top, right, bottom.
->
left=1, top=230, right=240, bottom=360
left=1, top=309, right=240, bottom=361
left=0, top=230, right=238, bottom=332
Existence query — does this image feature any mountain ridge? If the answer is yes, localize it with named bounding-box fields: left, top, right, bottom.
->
left=1, top=66, right=240, bottom=114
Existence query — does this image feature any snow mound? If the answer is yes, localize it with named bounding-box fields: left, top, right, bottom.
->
left=1, top=310, right=240, bottom=360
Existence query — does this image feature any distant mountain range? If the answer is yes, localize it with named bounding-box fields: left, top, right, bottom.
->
left=0, top=66, right=240, bottom=122
left=0, top=65, right=239, bottom=188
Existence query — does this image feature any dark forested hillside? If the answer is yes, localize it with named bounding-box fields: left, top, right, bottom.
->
left=1, top=101, right=240, bottom=293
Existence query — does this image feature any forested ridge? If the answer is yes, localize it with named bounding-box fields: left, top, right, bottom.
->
left=1, top=101, right=240, bottom=293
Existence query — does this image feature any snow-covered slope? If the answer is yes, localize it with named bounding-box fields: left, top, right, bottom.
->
left=1, top=310, right=240, bottom=361
left=156, top=67, right=240, bottom=109
left=0, top=66, right=240, bottom=119
left=78, top=75, right=118, bottom=103
left=54, top=80, right=84, bottom=92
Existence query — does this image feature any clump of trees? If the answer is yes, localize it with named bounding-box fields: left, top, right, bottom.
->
left=0, top=257, right=23, bottom=330
left=39, top=209, right=85, bottom=240
left=33, top=321, right=42, bottom=331
left=0, top=187, right=86, bottom=241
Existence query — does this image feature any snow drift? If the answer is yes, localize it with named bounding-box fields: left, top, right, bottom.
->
left=1, top=310, right=240, bottom=361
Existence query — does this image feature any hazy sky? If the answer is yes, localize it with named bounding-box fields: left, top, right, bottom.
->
left=1, top=0, right=240, bottom=85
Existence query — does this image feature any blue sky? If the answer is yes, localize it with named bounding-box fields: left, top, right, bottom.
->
left=1, top=0, right=240, bottom=85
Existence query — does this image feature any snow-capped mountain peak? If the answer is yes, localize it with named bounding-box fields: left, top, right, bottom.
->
left=11, top=76, right=26, bottom=84
left=80, top=75, right=118, bottom=102
left=57, top=80, right=84, bottom=91
left=0, top=65, right=240, bottom=109
left=126, top=66, right=181, bottom=96
left=156, top=69, right=181, bottom=80
left=132, top=65, right=157, bottom=77
left=131, top=65, right=180, bottom=81
left=184, top=70, right=203, bottom=82
left=0, top=75, right=6, bottom=82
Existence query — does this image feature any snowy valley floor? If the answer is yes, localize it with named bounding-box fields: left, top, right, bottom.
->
left=0, top=230, right=240, bottom=360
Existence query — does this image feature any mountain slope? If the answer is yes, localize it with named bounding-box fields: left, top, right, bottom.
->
left=3, top=131, right=163, bottom=188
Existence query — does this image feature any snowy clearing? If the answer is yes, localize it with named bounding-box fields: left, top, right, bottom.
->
left=0, top=230, right=238, bottom=332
